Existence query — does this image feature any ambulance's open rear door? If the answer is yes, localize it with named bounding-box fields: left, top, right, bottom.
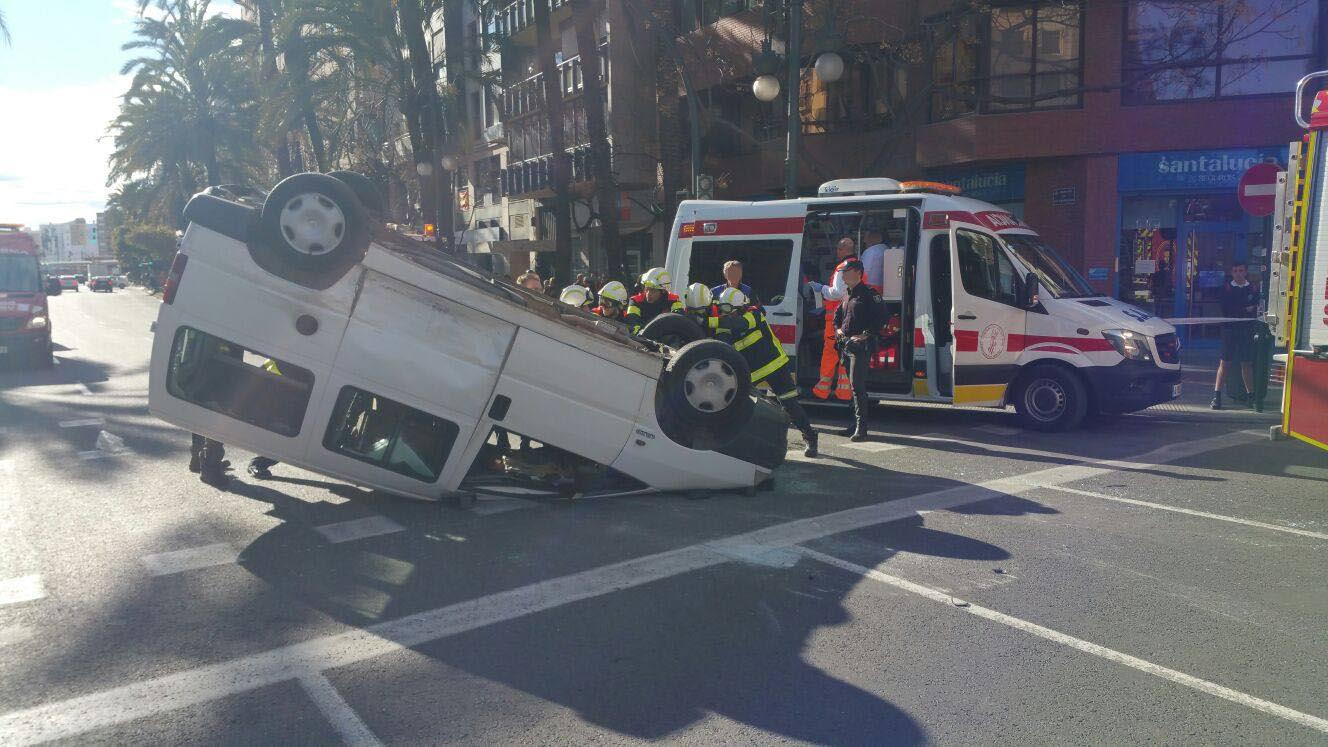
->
left=1280, top=73, right=1328, bottom=452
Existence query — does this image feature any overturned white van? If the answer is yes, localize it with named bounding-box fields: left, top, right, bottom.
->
left=148, top=173, right=785, bottom=502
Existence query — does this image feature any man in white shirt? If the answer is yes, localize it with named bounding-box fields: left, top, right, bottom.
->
left=860, top=230, right=886, bottom=292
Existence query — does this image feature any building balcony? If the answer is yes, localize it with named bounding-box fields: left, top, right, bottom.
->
left=500, top=45, right=609, bottom=120
left=493, top=0, right=569, bottom=48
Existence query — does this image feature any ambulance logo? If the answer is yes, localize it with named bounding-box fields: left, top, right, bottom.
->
left=979, top=324, right=1006, bottom=359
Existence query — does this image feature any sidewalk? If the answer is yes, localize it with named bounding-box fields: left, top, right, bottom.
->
left=1153, top=345, right=1282, bottom=422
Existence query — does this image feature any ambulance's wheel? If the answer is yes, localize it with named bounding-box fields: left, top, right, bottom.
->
left=1013, top=364, right=1087, bottom=431
left=657, top=340, right=754, bottom=446
left=252, top=172, right=369, bottom=288
left=637, top=313, right=704, bottom=348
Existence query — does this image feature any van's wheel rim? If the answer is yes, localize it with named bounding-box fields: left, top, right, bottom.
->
left=279, top=192, right=346, bottom=256
left=1025, top=378, right=1067, bottom=422
left=682, top=359, right=738, bottom=413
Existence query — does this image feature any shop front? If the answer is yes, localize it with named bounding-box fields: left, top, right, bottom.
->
left=930, top=163, right=1026, bottom=218
left=1117, top=147, right=1283, bottom=341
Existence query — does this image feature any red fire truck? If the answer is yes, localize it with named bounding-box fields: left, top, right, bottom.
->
left=0, top=224, right=53, bottom=369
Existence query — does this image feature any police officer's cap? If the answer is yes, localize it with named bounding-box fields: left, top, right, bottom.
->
left=842, top=259, right=865, bottom=273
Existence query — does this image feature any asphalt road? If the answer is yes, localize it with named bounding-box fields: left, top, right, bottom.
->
left=1, top=288, right=1325, bottom=745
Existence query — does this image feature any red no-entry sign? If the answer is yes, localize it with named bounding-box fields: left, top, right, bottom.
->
left=1237, top=163, right=1280, bottom=217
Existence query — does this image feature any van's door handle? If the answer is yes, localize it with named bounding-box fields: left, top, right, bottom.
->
left=957, top=313, right=977, bottom=320
left=771, top=311, right=793, bottom=317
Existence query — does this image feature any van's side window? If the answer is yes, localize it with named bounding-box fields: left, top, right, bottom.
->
left=955, top=229, right=1019, bottom=307
left=689, top=239, right=794, bottom=304
left=166, top=327, right=313, bottom=436
left=324, top=387, right=459, bottom=482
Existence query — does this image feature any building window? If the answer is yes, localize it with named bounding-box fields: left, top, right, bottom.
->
left=1123, top=0, right=1320, bottom=104
left=166, top=328, right=314, bottom=437
left=692, top=0, right=755, bottom=28
left=799, top=57, right=907, bottom=133
left=930, top=3, right=1083, bottom=122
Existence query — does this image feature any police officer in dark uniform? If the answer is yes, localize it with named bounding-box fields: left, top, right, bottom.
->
left=713, top=287, right=819, bottom=458
left=833, top=259, right=885, bottom=441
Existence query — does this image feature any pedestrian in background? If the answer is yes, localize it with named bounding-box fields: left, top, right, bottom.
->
left=833, top=259, right=885, bottom=440
left=516, top=271, right=543, bottom=293
left=1212, top=261, right=1260, bottom=410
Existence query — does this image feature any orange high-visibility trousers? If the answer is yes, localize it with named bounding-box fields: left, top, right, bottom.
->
left=812, top=300, right=852, bottom=400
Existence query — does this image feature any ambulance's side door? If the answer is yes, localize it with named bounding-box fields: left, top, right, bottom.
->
left=948, top=224, right=1027, bottom=406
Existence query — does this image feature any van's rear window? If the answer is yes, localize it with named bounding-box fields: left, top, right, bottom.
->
left=688, top=239, right=794, bottom=304
left=166, top=327, right=313, bottom=437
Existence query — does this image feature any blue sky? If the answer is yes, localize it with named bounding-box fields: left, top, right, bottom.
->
left=0, top=0, right=240, bottom=228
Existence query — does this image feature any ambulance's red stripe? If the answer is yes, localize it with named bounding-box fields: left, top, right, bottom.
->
left=770, top=323, right=796, bottom=344
left=914, top=328, right=926, bottom=347
left=678, top=218, right=805, bottom=237
left=953, top=330, right=1114, bottom=354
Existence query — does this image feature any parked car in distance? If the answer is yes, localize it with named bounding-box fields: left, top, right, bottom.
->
left=58, top=275, right=79, bottom=291
left=114, top=274, right=129, bottom=288
left=74, top=274, right=86, bottom=283
left=89, top=276, right=114, bottom=292
left=45, top=275, right=63, bottom=295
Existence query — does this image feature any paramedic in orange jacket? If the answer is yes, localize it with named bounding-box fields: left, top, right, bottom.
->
left=806, top=237, right=857, bottom=400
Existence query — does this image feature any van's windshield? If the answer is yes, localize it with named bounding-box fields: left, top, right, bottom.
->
left=0, top=254, right=41, bottom=292
left=1000, top=234, right=1095, bottom=299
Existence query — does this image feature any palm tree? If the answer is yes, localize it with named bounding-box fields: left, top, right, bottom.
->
left=110, top=0, right=263, bottom=222
left=0, top=8, right=11, bottom=47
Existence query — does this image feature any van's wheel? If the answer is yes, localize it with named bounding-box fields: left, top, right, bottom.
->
left=637, top=313, right=705, bottom=349
left=1013, top=364, right=1087, bottom=431
left=326, top=170, right=385, bottom=217
left=656, top=339, right=755, bottom=447
left=251, top=172, right=369, bottom=287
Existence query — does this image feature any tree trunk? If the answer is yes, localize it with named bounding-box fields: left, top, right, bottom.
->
left=652, top=0, right=685, bottom=254
left=534, top=0, right=573, bottom=283
left=285, top=26, right=328, bottom=172
left=255, top=0, right=293, bottom=177
left=395, top=0, right=441, bottom=239
left=571, top=0, right=623, bottom=281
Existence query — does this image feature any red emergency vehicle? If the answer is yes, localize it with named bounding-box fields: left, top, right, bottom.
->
left=0, top=224, right=53, bottom=369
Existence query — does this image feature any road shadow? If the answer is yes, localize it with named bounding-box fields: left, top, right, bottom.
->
left=3, top=450, right=1056, bottom=742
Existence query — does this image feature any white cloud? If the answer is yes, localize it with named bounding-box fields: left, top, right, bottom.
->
left=0, top=76, right=129, bottom=227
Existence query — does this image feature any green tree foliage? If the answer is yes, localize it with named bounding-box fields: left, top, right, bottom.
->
left=113, top=224, right=178, bottom=286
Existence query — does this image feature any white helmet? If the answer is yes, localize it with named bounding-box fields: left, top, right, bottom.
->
left=597, top=280, right=628, bottom=305
left=559, top=284, right=590, bottom=307
left=683, top=282, right=712, bottom=309
left=640, top=267, right=672, bottom=290
left=716, top=286, right=748, bottom=308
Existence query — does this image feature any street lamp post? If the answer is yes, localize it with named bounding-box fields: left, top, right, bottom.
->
left=751, top=0, right=844, bottom=199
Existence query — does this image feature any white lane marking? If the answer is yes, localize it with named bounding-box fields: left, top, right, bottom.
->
left=974, top=424, right=1021, bottom=436
left=58, top=418, right=105, bottom=428
left=798, top=547, right=1328, bottom=736
left=0, top=624, right=33, bottom=648
left=470, top=497, right=540, bottom=515
left=0, top=575, right=45, bottom=606
left=0, top=429, right=1260, bottom=745
left=1033, top=484, right=1328, bottom=541
left=299, top=672, right=385, bottom=747
left=0, top=460, right=13, bottom=474
left=840, top=441, right=908, bottom=453
left=76, top=383, right=93, bottom=396
left=141, top=543, right=240, bottom=576
left=77, top=450, right=118, bottom=461
left=314, top=516, right=405, bottom=544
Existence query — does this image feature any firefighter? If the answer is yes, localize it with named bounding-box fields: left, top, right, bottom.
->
left=625, top=267, right=683, bottom=335
left=559, top=284, right=593, bottom=309
left=808, top=237, right=858, bottom=401
left=713, top=287, right=818, bottom=458
left=592, top=280, right=629, bottom=320
left=682, top=282, right=716, bottom=331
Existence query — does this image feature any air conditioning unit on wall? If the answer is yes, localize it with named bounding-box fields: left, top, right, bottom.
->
left=508, top=199, right=536, bottom=242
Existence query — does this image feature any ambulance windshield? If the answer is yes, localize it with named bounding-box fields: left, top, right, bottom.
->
left=1001, top=234, right=1095, bottom=299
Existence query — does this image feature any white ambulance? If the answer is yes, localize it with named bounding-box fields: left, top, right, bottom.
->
left=665, top=178, right=1183, bottom=430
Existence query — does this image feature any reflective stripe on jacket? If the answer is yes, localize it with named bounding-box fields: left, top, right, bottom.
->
left=625, top=291, right=684, bottom=333
left=715, top=308, right=789, bottom=383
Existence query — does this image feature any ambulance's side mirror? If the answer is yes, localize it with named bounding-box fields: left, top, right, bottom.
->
left=1020, top=272, right=1041, bottom=309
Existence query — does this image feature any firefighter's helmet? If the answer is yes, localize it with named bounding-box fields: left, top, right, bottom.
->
left=640, top=267, right=673, bottom=291
left=597, top=280, right=628, bottom=305
left=559, top=284, right=590, bottom=307
left=716, top=286, right=748, bottom=309
left=683, top=282, right=712, bottom=309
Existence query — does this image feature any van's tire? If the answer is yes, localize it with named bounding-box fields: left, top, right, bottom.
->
left=1012, top=364, right=1088, bottom=431
left=250, top=173, right=369, bottom=288
left=637, top=313, right=705, bottom=348
left=326, top=170, right=385, bottom=217
left=656, top=340, right=754, bottom=447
